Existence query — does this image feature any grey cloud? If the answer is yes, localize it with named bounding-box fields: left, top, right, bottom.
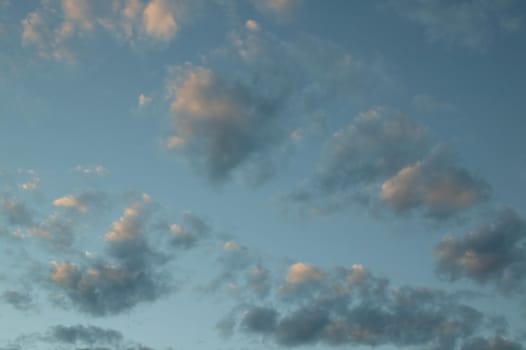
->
left=241, top=306, right=279, bottom=334
left=50, top=325, right=123, bottom=346
left=246, top=266, right=271, bottom=298
left=286, top=109, right=488, bottom=219
left=166, top=64, right=282, bottom=184
left=386, top=0, right=521, bottom=50
left=2, top=324, right=157, bottom=350
left=0, top=198, right=33, bottom=227
left=233, top=263, right=490, bottom=349
left=316, top=107, right=429, bottom=193
left=49, top=197, right=172, bottom=316
left=284, top=107, right=430, bottom=214
left=461, top=336, right=524, bottom=350
left=380, top=146, right=490, bottom=219
left=434, top=208, right=526, bottom=292
left=169, top=212, right=210, bottom=249
left=165, top=26, right=402, bottom=185
left=1, top=290, right=33, bottom=311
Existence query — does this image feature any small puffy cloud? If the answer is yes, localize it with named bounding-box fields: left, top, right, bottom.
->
left=52, top=192, right=107, bottom=213
left=166, top=64, right=281, bottom=183
left=286, top=262, right=324, bottom=285
left=434, top=208, right=526, bottom=293
left=143, top=0, right=178, bottom=41
left=138, top=93, right=152, bottom=107
left=168, top=211, right=209, bottom=249
left=386, top=0, right=522, bottom=50
left=105, top=193, right=151, bottom=241
left=279, top=262, right=325, bottom=298
left=380, top=147, right=489, bottom=219
left=245, top=19, right=260, bottom=31
left=53, top=196, right=86, bottom=212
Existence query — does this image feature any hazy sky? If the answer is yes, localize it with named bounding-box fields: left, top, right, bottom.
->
left=1, top=1, right=526, bottom=349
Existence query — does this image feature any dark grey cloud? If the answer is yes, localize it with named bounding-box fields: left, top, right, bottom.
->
left=435, top=208, right=526, bottom=293
left=385, top=0, right=522, bottom=50
left=241, top=306, right=279, bottom=334
left=1, top=290, right=33, bottom=311
left=461, top=336, right=524, bottom=350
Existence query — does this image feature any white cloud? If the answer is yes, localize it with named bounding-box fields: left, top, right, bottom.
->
left=143, top=0, right=178, bottom=41
left=245, top=19, right=260, bottom=31
left=138, top=93, right=152, bottom=107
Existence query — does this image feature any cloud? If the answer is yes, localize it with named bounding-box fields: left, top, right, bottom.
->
left=168, top=211, right=210, bottom=249
left=166, top=64, right=282, bottom=183
left=143, top=0, right=178, bottom=41
left=245, top=19, right=259, bottom=31
left=138, top=93, right=153, bottom=107
left=461, top=336, right=524, bottom=350
left=48, top=195, right=171, bottom=316
left=279, top=262, right=325, bottom=297
left=434, top=208, right=526, bottom=293
left=50, top=324, right=122, bottom=346
left=386, top=0, right=522, bottom=50
left=286, top=109, right=488, bottom=219
left=380, top=147, right=489, bottom=219
left=241, top=306, right=279, bottom=333
left=19, top=0, right=191, bottom=62
left=0, top=198, right=33, bottom=227
left=74, top=165, right=109, bottom=176
left=1, top=290, right=33, bottom=311
left=284, top=107, right=430, bottom=213
left=52, top=192, right=107, bottom=213
left=2, top=324, right=157, bottom=349
left=232, top=263, right=488, bottom=349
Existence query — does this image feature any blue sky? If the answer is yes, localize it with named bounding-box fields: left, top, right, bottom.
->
left=1, top=0, right=526, bottom=349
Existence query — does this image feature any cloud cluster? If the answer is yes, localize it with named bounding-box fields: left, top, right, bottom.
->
left=286, top=108, right=488, bottom=219
left=20, top=0, right=187, bottom=62
left=435, top=208, right=526, bottom=293
left=48, top=194, right=171, bottom=316
left=386, top=0, right=521, bottom=50
left=231, top=262, right=493, bottom=349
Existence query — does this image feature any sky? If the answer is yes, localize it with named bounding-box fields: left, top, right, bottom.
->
left=1, top=0, right=526, bottom=349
